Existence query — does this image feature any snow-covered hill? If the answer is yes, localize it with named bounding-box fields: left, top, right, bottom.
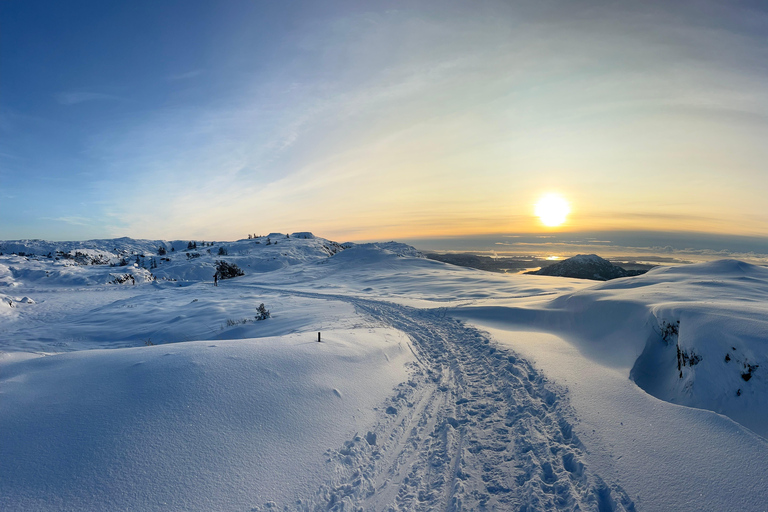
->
left=0, top=233, right=350, bottom=287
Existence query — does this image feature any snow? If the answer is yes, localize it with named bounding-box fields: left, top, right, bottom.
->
left=471, top=328, right=768, bottom=511
left=2, top=236, right=768, bottom=510
left=1, top=330, right=413, bottom=510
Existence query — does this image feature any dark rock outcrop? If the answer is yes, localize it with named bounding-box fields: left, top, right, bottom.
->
left=527, top=254, right=647, bottom=281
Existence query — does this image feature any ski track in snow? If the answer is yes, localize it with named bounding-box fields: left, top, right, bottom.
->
left=249, top=290, right=635, bottom=512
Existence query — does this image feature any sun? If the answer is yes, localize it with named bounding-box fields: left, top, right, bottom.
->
left=535, top=193, right=570, bottom=227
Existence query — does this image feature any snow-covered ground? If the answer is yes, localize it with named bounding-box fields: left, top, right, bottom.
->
left=1, top=234, right=767, bottom=511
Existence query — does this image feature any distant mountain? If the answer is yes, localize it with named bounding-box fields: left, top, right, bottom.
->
left=527, top=254, right=648, bottom=281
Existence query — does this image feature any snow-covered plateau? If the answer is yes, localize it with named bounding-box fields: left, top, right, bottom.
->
left=1, top=234, right=767, bottom=511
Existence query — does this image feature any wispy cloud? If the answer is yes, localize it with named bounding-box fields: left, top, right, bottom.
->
left=56, top=91, right=122, bottom=105
left=45, top=216, right=94, bottom=227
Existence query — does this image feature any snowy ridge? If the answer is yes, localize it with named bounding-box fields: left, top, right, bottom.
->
left=0, top=233, right=349, bottom=285
left=323, top=241, right=425, bottom=263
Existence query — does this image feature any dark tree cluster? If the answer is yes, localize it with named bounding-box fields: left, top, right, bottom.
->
left=215, top=260, right=244, bottom=279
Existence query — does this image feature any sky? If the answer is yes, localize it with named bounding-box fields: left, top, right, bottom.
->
left=2, top=0, right=768, bottom=243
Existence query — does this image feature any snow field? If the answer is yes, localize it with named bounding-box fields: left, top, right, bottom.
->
left=0, top=329, right=414, bottom=511
left=3, top=236, right=768, bottom=511
left=0, top=281, right=360, bottom=353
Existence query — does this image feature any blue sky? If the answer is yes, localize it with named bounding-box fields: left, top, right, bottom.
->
left=2, top=1, right=768, bottom=242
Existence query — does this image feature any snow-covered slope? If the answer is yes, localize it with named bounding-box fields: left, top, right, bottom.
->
left=568, top=260, right=768, bottom=435
left=0, top=330, right=413, bottom=510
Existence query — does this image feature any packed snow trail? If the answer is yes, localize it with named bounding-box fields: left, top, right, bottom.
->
left=248, top=290, right=635, bottom=511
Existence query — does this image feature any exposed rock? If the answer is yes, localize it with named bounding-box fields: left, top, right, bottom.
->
left=527, top=254, right=647, bottom=281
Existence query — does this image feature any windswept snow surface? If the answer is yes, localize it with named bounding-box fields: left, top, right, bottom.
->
left=1, top=330, right=413, bottom=511
left=2, top=236, right=768, bottom=511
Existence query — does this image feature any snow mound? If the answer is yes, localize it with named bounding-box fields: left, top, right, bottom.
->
left=657, top=258, right=760, bottom=276
left=0, top=262, right=15, bottom=287
left=544, top=259, right=768, bottom=436
left=0, top=330, right=414, bottom=510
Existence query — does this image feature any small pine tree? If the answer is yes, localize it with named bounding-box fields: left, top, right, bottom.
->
left=158, top=246, right=166, bottom=255
left=256, top=303, right=270, bottom=321
left=218, top=246, right=228, bottom=256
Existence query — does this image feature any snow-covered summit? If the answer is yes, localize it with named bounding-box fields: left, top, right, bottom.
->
left=326, top=241, right=424, bottom=264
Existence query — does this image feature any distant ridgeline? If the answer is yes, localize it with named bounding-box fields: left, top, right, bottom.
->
left=527, top=254, right=649, bottom=281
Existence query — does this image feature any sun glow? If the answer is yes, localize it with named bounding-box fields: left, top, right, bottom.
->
left=535, top=194, right=570, bottom=227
